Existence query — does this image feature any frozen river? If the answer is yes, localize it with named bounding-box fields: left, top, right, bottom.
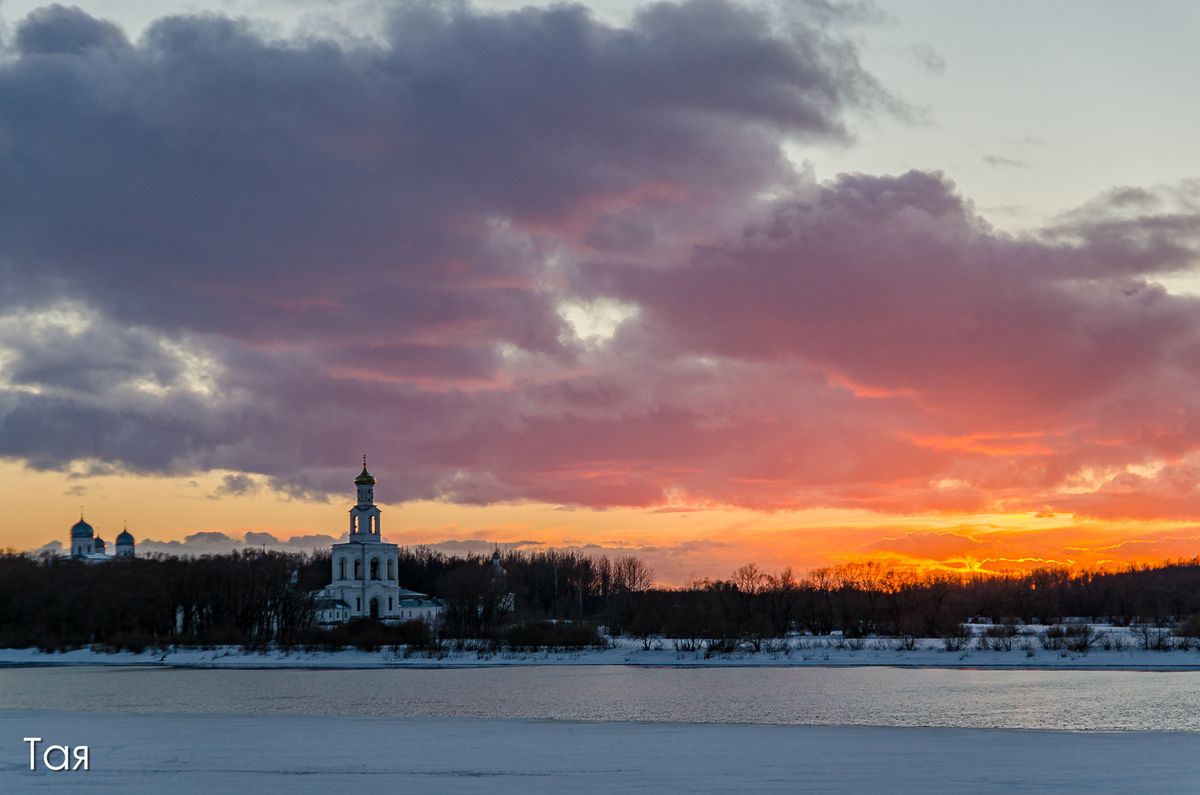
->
left=5, top=666, right=1200, bottom=792
left=5, top=664, right=1200, bottom=731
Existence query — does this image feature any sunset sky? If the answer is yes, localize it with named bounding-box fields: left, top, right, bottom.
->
left=2, top=0, right=1200, bottom=584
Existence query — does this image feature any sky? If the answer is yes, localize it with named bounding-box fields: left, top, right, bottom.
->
left=2, top=0, right=1200, bottom=584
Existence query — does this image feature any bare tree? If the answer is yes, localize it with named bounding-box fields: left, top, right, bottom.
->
left=732, top=563, right=767, bottom=595
left=613, top=555, right=654, bottom=593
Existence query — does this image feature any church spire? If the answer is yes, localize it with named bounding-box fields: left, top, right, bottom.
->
left=355, top=454, right=375, bottom=486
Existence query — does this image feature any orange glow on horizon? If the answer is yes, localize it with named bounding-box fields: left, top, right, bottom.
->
left=2, top=460, right=1200, bottom=585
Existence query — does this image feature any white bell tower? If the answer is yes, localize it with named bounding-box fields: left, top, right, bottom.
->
left=349, top=454, right=381, bottom=540
left=326, top=456, right=408, bottom=621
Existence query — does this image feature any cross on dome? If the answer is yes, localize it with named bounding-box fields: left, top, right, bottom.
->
left=354, top=454, right=376, bottom=486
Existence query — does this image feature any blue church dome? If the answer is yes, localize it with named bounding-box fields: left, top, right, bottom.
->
left=70, top=519, right=94, bottom=538
left=116, top=529, right=134, bottom=545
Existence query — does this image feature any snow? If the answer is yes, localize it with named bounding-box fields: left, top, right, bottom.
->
left=3, top=627, right=1200, bottom=670
left=5, top=630, right=1197, bottom=792
left=2, top=711, right=1197, bottom=793
left=4, top=625, right=1194, bottom=791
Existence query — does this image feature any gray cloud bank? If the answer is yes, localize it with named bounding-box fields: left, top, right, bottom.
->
left=0, top=0, right=883, bottom=496
left=34, top=528, right=704, bottom=575
left=3, top=1, right=1200, bottom=520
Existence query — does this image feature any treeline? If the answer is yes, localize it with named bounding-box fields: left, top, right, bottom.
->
left=608, top=561, right=1200, bottom=643
left=385, top=552, right=1200, bottom=641
left=0, top=550, right=315, bottom=651
left=385, top=547, right=652, bottom=637
left=0, top=546, right=651, bottom=651
left=7, top=547, right=1200, bottom=652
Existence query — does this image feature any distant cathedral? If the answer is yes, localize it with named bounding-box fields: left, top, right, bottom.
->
left=68, top=514, right=135, bottom=562
left=315, top=458, right=443, bottom=625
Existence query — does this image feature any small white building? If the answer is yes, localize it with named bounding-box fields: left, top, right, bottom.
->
left=317, top=459, right=443, bottom=625
left=315, top=598, right=352, bottom=624
left=68, top=516, right=135, bottom=562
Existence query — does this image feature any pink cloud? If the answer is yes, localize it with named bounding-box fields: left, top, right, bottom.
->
left=4, top=2, right=1200, bottom=536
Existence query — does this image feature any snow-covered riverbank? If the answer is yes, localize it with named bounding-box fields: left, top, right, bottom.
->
left=2, top=711, right=1197, bottom=794
left=5, top=631, right=1200, bottom=670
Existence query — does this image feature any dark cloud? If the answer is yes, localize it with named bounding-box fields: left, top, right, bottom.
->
left=0, top=0, right=885, bottom=499
left=185, top=531, right=235, bottom=544
left=0, top=310, right=193, bottom=395
left=0, top=0, right=880, bottom=330
left=213, top=473, right=261, bottom=498
left=583, top=171, right=1200, bottom=419
left=14, top=4, right=130, bottom=55
left=3, top=1, right=1200, bottom=522
left=133, top=529, right=340, bottom=555
left=567, top=172, right=1200, bottom=508
left=0, top=389, right=251, bottom=473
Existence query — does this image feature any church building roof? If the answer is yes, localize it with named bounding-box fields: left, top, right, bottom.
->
left=354, top=455, right=376, bottom=485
